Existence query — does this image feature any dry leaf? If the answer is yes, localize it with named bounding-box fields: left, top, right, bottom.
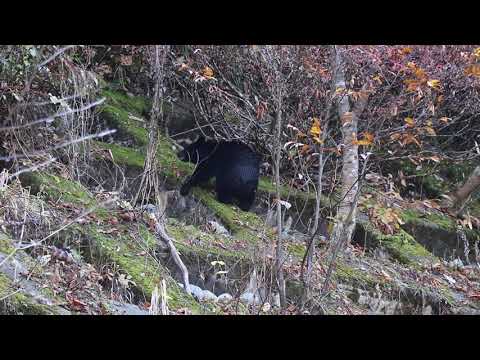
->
left=341, top=112, right=353, bottom=125
left=427, top=79, right=440, bottom=89
left=202, top=66, right=214, bottom=78
left=310, top=117, right=321, bottom=137
left=404, top=117, right=415, bottom=128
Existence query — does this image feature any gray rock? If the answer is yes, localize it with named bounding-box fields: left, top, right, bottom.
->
left=448, top=258, right=464, bottom=270
left=240, top=292, right=262, bottom=305
left=200, top=290, right=218, bottom=302
left=217, top=293, right=233, bottom=303
left=208, top=220, right=230, bottom=236
left=178, top=282, right=203, bottom=299
left=189, top=284, right=205, bottom=299
left=108, top=301, right=149, bottom=315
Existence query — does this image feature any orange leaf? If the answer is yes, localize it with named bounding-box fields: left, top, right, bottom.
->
left=300, top=144, right=310, bottom=155
left=404, top=79, right=422, bottom=92
left=201, top=66, right=214, bottom=78
left=354, top=132, right=374, bottom=146
left=465, top=64, right=480, bottom=77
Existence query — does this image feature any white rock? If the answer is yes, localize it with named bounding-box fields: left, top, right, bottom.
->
left=208, top=220, right=230, bottom=236
left=217, top=293, right=233, bottom=303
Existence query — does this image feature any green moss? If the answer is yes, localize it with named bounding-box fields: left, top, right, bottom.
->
left=20, top=172, right=108, bottom=219
left=165, top=219, right=246, bottom=260
left=0, top=232, right=15, bottom=254
left=100, top=104, right=149, bottom=146
left=377, top=229, right=433, bottom=265
left=335, top=262, right=380, bottom=289
left=93, top=141, right=146, bottom=168
left=101, top=88, right=150, bottom=116
left=156, top=135, right=193, bottom=179
left=81, top=224, right=203, bottom=313
left=286, top=243, right=307, bottom=259
left=358, top=220, right=435, bottom=266
left=0, top=274, right=61, bottom=315
left=192, top=188, right=270, bottom=242
left=257, top=177, right=327, bottom=205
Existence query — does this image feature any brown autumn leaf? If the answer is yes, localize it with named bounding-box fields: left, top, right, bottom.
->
left=465, top=64, right=480, bottom=77
left=256, top=102, right=267, bottom=120
left=390, top=133, right=402, bottom=141
left=300, top=144, right=310, bottom=155
left=404, top=79, right=422, bottom=92
left=402, top=133, right=422, bottom=147
left=202, top=66, right=214, bottom=78
left=341, top=112, right=353, bottom=125
left=108, top=217, right=119, bottom=225
left=119, top=212, right=136, bottom=222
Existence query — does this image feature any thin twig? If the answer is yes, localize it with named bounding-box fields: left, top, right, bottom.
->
left=0, top=128, right=116, bottom=161
left=37, top=45, right=77, bottom=69
left=0, top=98, right=105, bottom=132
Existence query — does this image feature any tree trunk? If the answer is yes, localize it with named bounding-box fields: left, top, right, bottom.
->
left=330, top=47, right=361, bottom=247
left=274, top=105, right=286, bottom=308
left=448, top=165, right=480, bottom=215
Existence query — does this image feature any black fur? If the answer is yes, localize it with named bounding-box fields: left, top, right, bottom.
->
left=178, top=137, right=261, bottom=211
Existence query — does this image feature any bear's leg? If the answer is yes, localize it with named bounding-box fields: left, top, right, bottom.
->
left=215, top=177, right=234, bottom=204
left=180, top=164, right=212, bottom=196
left=216, top=188, right=234, bottom=205
left=238, top=190, right=256, bottom=211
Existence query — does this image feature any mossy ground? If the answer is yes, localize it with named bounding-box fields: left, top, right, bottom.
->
left=335, top=262, right=381, bottom=289
left=0, top=232, right=15, bottom=254
left=18, top=171, right=208, bottom=313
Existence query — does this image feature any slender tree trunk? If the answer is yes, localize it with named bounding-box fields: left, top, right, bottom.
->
left=330, top=48, right=359, bottom=246
left=448, top=165, right=480, bottom=215
left=329, top=47, right=368, bottom=248
left=274, top=104, right=286, bottom=308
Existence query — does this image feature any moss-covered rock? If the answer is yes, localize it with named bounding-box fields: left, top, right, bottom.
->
left=335, top=262, right=381, bottom=289
left=355, top=220, right=436, bottom=266
left=401, top=209, right=480, bottom=262
left=0, top=273, right=66, bottom=315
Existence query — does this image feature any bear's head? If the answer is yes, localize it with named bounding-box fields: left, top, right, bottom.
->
left=177, top=136, right=216, bottom=164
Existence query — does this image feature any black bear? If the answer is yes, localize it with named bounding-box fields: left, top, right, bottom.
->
left=177, top=136, right=261, bottom=211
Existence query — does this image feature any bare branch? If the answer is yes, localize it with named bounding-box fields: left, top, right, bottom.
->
left=0, top=128, right=116, bottom=161
left=37, top=45, right=77, bottom=69
left=0, top=98, right=105, bottom=132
